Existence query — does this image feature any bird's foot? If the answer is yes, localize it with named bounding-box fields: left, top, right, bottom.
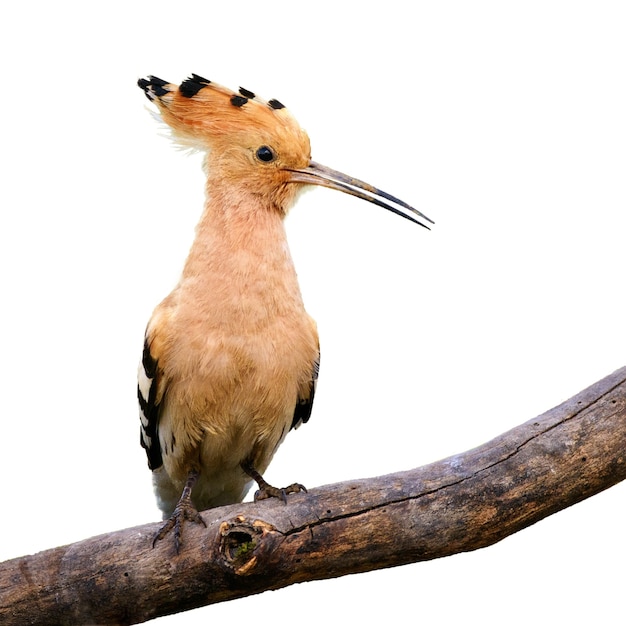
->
left=153, top=499, right=207, bottom=552
left=254, top=481, right=307, bottom=503
left=152, top=470, right=206, bottom=552
left=241, top=458, right=307, bottom=503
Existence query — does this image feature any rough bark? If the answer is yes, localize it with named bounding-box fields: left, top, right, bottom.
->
left=1, top=366, right=625, bottom=625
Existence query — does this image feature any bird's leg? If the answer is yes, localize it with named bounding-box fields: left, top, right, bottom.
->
left=241, top=459, right=307, bottom=502
left=152, top=469, right=207, bottom=552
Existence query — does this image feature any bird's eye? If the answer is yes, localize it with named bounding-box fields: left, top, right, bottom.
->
left=256, top=146, right=276, bottom=162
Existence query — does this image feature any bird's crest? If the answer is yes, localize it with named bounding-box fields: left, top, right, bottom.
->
left=137, top=74, right=305, bottom=152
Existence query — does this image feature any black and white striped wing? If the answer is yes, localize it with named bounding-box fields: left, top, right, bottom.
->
left=137, top=335, right=164, bottom=471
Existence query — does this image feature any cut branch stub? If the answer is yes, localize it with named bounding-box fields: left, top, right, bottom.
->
left=217, top=515, right=280, bottom=576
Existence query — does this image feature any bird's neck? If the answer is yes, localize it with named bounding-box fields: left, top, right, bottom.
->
left=179, top=185, right=304, bottom=317
left=183, top=184, right=289, bottom=271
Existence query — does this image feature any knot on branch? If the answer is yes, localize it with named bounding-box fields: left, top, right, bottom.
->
left=218, top=515, right=279, bottom=575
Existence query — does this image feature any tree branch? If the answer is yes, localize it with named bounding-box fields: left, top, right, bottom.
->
left=2, top=366, right=625, bottom=625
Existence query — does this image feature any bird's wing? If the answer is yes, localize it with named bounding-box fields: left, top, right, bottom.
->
left=138, top=332, right=164, bottom=470
left=290, top=349, right=320, bottom=431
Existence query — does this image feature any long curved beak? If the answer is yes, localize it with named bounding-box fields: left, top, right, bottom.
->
left=287, top=160, right=434, bottom=229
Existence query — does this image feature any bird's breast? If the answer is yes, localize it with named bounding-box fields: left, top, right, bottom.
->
left=156, top=265, right=318, bottom=483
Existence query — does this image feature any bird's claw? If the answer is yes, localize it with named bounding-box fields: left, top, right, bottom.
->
left=152, top=500, right=207, bottom=553
left=254, top=482, right=307, bottom=502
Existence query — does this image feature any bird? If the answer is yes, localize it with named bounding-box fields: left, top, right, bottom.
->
left=137, top=74, right=433, bottom=551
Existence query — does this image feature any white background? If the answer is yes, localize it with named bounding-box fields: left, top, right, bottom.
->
left=1, top=2, right=624, bottom=624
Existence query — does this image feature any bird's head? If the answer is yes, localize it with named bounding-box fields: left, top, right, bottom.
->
left=138, top=75, right=433, bottom=228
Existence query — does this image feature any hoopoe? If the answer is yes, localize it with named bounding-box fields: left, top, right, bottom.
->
left=137, top=74, right=433, bottom=550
